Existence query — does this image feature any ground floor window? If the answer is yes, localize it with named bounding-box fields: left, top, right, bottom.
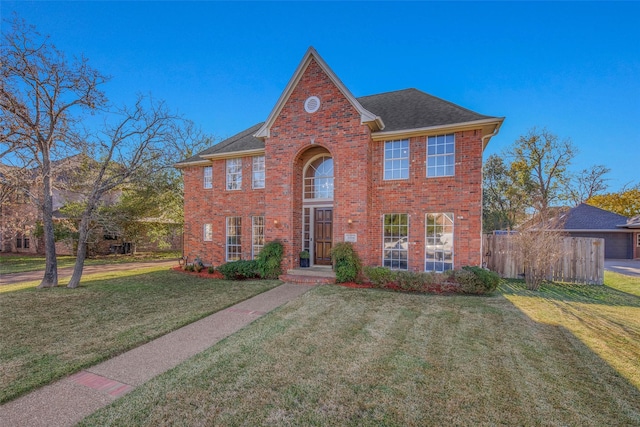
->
left=226, top=217, right=241, bottom=261
left=16, top=234, right=22, bottom=249
left=203, top=223, right=213, bottom=241
left=252, top=216, right=264, bottom=259
left=383, top=214, right=408, bottom=270
left=425, top=213, right=454, bottom=272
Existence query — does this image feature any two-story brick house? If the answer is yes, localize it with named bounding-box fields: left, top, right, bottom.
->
left=176, top=48, right=504, bottom=273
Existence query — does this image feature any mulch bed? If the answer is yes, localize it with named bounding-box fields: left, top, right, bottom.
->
left=172, top=266, right=224, bottom=279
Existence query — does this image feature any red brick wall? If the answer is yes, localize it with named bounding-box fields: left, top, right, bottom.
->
left=182, top=58, right=485, bottom=271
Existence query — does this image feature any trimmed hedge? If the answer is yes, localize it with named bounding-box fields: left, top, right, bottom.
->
left=217, top=260, right=259, bottom=280
left=361, top=265, right=500, bottom=295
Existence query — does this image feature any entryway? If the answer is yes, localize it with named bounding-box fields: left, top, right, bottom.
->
left=314, top=208, right=333, bottom=265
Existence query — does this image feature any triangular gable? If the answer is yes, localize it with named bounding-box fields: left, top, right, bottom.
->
left=254, top=47, right=384, bottom=139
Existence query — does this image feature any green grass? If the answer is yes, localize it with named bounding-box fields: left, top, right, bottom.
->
left=0, top=251, right=181, bottom=274
left=604, top=270, right=640, bottom=297
left=81, top=281, right=640, bottom=426
left=0, top=267, right=279, bottom=403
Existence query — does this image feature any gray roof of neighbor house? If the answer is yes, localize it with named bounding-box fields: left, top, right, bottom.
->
left=175, top=89, right=498, bottom=167
left=561, top=203, right=630, bottom=230
left=620, top=214, right=640, bottom=229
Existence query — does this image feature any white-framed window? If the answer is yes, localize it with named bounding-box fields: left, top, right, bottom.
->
left=226, top=158, right=242, bottom=190
left=226, top=217, right=242, bottom=261
left=383, top=214, right=409, bottom=270
left=203, top=166, right=213, bottom=189
left=252, top=216, right=265, bottom=259
left=304, top=155, right=334, bottom=200
left=425, top=213, right=454, bottom=272
left=203, top=223, right=213, bottom=241
left=637, top=233, right=640, bottom=247
left=384, top=139, right=409, bottom=180
left=427, top=134, right=455, bottom=177
left=252, top=156, right=265, bottom=189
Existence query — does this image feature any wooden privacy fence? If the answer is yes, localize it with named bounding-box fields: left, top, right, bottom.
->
left=482, top=235, right=605, bottom=285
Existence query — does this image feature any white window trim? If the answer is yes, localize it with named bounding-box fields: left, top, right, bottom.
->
left=226, top=158, right=242, bottom=191
left=252, top=216, right=265, bottom=259
left=424, top=212, right=454, bottom=272
left=427, top=133, right=455, bottom=178
left=203, top=223, right=213, bottom=241
left=252, top=156, right=265, bottom=189
left=383, top=139, right=410, bottom=181
left=302, top=154, right=334, bottom=201
left=203, top=166, right=213, bottom=189
left=226, top=217, right=242, bottom=261
left=382, top=213, right=409, bottom=270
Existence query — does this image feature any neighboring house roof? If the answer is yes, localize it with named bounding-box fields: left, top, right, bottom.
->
left=175, top=48, right=504, bottom=168
left=560, top=203, right=630, bottom=231
left=619, top=214, right=640, bottom=229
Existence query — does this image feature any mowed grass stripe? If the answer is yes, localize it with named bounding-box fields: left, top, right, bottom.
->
left=81, top=285, right=640, bottom=426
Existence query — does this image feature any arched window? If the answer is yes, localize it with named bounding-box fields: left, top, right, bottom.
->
left=304, top=155, right=334, bottom=199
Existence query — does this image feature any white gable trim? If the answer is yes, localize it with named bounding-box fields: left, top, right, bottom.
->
left=254, top=47, right=384, bottom=138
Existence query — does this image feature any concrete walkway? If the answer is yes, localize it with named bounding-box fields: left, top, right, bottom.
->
left=0, top=259, right=178, bottom=286
left=0, top=282, right=315, bottom=426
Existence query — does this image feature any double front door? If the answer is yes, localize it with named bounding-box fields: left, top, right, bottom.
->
left=314, top=208, right=333, bottom=265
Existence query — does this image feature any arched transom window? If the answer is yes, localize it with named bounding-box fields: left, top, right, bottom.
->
left=304, top=155, right=334, bottom=200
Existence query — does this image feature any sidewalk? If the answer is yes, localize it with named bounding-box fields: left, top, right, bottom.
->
left=0, top=282, right=315, bottom=426
left=0, top=259, right=178, bottom=286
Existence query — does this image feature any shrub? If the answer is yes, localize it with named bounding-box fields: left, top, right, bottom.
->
left=207, top=266, right=215, bottom=274
left=363, top=266, right=394, bottom=288
left=217, top=260, right=259, bottom=280
left=255, top=240, right=284, bottom=279
left=184, top=264, right=195, bottom=272
left=395, top=270, right=425, bottom=291
left=456, top=266, right=500, bottom=294
left=331, top=242, right=361, bottom=283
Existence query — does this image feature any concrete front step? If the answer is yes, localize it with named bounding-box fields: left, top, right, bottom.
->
left=286, top=267, right=335, bottom=278
left=279, top=274, right=335, bottom=285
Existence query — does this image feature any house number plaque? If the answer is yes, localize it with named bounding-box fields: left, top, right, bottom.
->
left=344, top=233, right=357, bottom=243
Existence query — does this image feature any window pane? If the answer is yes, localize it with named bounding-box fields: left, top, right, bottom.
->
left=383, top=214, right=409, bottom=270
left=426, top=134, right=455, bottom=178
left=425, top=213, right=454, bottom=272
left=383, top=140, right=409, bottom=181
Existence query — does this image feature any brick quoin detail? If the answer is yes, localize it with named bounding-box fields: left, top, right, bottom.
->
left=182, top=56, right=492, bottom=272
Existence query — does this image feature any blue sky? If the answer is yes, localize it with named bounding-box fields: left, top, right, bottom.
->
left=2, top=1, right=639, bottom=191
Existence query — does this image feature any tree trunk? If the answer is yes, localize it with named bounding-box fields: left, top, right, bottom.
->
left=67, top=213, right=91, bottom=288
left=37, top=155, right=58, bottom=288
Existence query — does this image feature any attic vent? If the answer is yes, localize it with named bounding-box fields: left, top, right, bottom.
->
left=304, top=96, right=320, bottom=113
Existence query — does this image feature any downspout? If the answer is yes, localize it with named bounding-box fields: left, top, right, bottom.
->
left=480, top=124, right=501, bottom=267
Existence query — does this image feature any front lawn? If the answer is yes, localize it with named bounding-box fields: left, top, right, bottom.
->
left=0, top=267, right=279, bottom=403
left=82, top=277, right=640, bottom=426
left=0, top=251, right=180, bottom=274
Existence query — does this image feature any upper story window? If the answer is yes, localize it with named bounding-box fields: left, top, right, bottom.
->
left=252, top=156, right=265, bottom=189
left=427, top=134, right=455, bottom=177
left=304, top=155, right=334, bottom=200
left=226, top=158, right=242, bottom=190
left=384, top=139, right=409, bottom=180
left=203, top=166, right=213, bottom=189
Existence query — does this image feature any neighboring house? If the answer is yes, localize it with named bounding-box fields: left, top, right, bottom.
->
left=558, top=203, right=638, bottom=259
left=176, top=47, right=504, bottom=272
left=1, top=155, right=181, bottom=255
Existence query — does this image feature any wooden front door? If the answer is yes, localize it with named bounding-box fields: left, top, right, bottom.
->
left=314, top=208, right=333, bottom=265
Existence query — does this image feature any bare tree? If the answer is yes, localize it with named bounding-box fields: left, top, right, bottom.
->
left=0, top=17, right=108, bottom=287
left=567, top=165, right=610, bottom=206
left=513, top=209, right=567, bottom=291
left=66, top=96, right=177, bottom=288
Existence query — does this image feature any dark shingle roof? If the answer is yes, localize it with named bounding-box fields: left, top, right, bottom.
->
left=357, top=88, right=495, bottom=132
left=562, top=203, right=629, bottom=230
left=175, top=122, right=265, bottom=166
left=176, top=88, right=499, bottom=166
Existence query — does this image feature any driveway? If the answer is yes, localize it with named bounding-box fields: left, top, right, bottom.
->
left=604, top=259, right=640, bottom=277
left=0, top=259, right=178, bottom=286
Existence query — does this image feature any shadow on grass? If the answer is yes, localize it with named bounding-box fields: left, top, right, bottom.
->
left=499, top=279, right=640, bottom=308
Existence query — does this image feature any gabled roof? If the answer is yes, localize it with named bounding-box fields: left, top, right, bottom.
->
left=562, top=203, right=630, bottom=231
left=254, top=47, right=384, bottom=138
left=175, top=123, right=265, bottom=167
left=358, top=88, right=498, bottom=134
